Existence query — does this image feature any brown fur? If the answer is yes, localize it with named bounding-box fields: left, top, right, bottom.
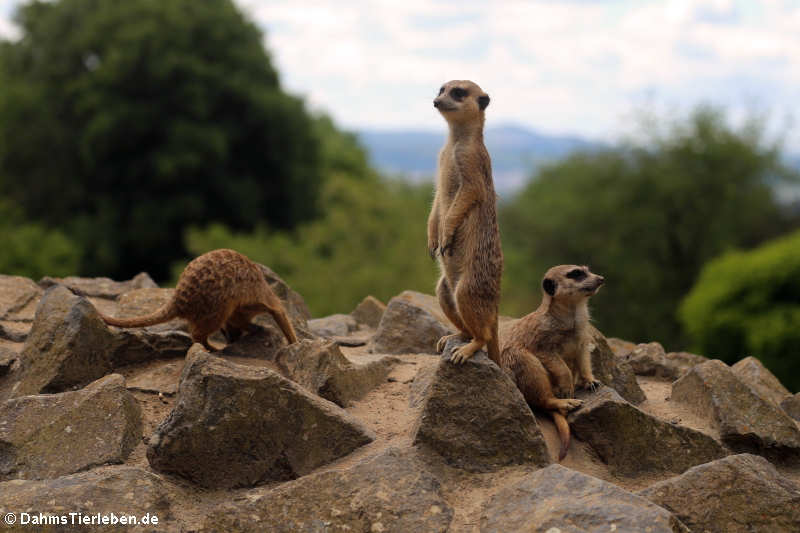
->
left=98, top=249, right=298, bottom=351
left=428, top=80, right=503, bottom=365
left=500, top=265, right=604, bottom=460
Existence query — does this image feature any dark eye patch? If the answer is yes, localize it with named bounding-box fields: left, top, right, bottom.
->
left=566, top=269, right=587, bottom=281
left=449, top=87, right=467, bottom=99
left=438, top=86, right=444, bottom=95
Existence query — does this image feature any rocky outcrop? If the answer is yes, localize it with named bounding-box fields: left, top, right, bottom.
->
left=146, top=346, right=374, bottom=489
left=412, top=338, right=550, bottom=472
left=671, top=359, right=800, bottom=463
left=39, top=272, right=157, bottom=299
left=350, top=295, right=386, bottom=328
left=307, top=313, right=358, bottom=338
left=112, top=288, right=185, bottom=333
left=0, top=347, right=16, bottom=378
left=623, top=342, right=707, bottom=380
left=639, top=454, right=800, bottom=533
left=369, top=291, right=454, bottom=354
left=732, top=355, right=792, bottom=406
left=481, top=464, right=689, bottom=533
left=782, top=393, right=800, bottom=421
left=588, top=326, right=646, bottom=404
left=0, top=374, right=141, bottom=480
left=0, top=275, right=42, bottom=322
left=568, top=387, right=726, bottom=477
left=9, top=286, right=117, bottom=398
left=606, top=336, right=636, bottom=357
left=201, top=448, right=453, bottom=533
left=274, top=339, right=397, bottom=407
left=0, top=466, right=181, bottom=532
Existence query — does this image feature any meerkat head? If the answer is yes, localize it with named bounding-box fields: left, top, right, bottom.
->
left=433, top=80, right=490, bottom=125
left=541, top=265, right=604, bottom=303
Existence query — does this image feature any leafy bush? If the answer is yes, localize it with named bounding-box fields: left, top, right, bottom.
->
left=679, top=229, right=800, bottom=392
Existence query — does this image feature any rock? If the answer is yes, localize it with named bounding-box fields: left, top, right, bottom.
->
left=0, top=466, right=181, bottom=532
left=0, top=275, right=41, bottom=322
left=218, top=326, right=290, bottom=359
left=639, top=453, right=800, bottom=533
left=126, top=361, right=183, bottom=396
left=257, top=264, right=311, bottom=326
left=201, top=448, right=453, bottom=533
left=274, top=339, right=398, bottom=407
left=350, top=295, right=386, bottom=328
left=671, top=359, right=800, bottom=463
left=113, top=288, right=186, bottom=333
left=568, top=387, right=727, bottom=477
left=108, top=329, right=193, bottom=367
left=481, top=464, right=689, bottom=533
left=781, top=393, right=800, bottom=421
left=9, top=286, right=116, bottom=398
left=0, top=347, right=16, bottom=378
left=588, top=326, right=646, bottom=404
left=146, top=346, right=374, bottom=489
left=412, top=338, right=550, bottom=472
left=370, top=291, right=454, bottom=354
left=607, top=336, right=636, bottom=357
left=38, top=272, right=157, bottom=299
left=732, top=356, right=792, bottom=406
left=308, top=313, right=358, bottom=338
left=623, top=342, right=708, bottom=380
left=0, top=374, right=142, bottom=480
left=0, top=321, right=29, bottom=343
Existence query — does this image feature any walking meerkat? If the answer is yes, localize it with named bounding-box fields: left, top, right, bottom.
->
left=98, top=248, right=298, bottom=351
left=500, top=265, right=604, bottom=460
left=428, top=80, right=503, bottom=364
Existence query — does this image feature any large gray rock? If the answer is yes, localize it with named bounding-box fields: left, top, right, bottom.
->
left=568, top=387, right=727, bottom=477
left=0, top=275, right=42, bottom=322
left=113, top=288, right=186, bottom=333
left=369, top=291, right=454, bottom=354
left=38, top=272, right=157, bottom=299
left=108, top=329, right=193, bottom=367
left=588, top=326, right=646, bottom=404
left=274, top=339, right=397, bottom=407
left=9, top=286, right=117, bottom=398
left=732, top=356, right=792, bottom=406
left=639, top=454, right=800, bottom=533
left=307, top=313, right=358, bottom=338
left=623, top=342, right=707, bottom=380
left=782, top=393, right=800, bottom=421
left=201, top=448, right=453, bottom=533
left=481, top=464, right=689, bottom=533
left=0, top=374, right=141, bottom=480
left=0, top=466, right=181, bottom=532
left=412, top=338, right=550, bottom=472
left=671, top=359, right=800, bottom=463
left=146, top=346, right=374, bottom=489
left=350, top=295, right=386, bottom=329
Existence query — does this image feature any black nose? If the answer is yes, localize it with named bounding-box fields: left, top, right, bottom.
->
left=597, top=276, right=605, bottom=285
left=433, top=99, right=440, bottom=108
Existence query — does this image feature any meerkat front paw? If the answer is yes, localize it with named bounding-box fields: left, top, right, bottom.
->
left=553, top=398, right=583, bottom=413
left=439, top=232, right=455, bottom=256
left=427, top=237, right=439, bottom=259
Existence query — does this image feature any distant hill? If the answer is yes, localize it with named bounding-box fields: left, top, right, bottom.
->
left=356, top=124, right=603, bottom=193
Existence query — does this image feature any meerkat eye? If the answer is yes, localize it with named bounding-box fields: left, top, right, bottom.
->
left=438, top=86, right=444, bottom=95
left=450, top=87, right=467, bottom=100
left=566, top=269, right=587, bottom=281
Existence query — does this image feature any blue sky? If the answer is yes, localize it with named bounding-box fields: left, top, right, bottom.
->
left=2, top=0, right=799, bottom=151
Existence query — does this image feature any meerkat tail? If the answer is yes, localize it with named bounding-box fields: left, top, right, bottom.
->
left=552, top=412, right=571, bottom=461
left=99, top=301, right=179, bottom=328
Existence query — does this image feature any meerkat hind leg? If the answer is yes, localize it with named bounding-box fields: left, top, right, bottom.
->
left=435, top=276, right=471, bottom=353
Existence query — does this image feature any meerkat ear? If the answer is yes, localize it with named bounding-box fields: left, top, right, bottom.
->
left=543, top=278, right=556, bottom=296
left=478, top=94, right=490, bottom=110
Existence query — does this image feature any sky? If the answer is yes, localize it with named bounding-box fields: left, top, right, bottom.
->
left=1, top=0, right=799, bottom=151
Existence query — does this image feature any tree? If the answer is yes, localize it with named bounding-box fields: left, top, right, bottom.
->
left=500, top=107, right=798, bottom=348
left=680, top=229, right=800, bottom=392
left=0, top=0, right=322, bottom=280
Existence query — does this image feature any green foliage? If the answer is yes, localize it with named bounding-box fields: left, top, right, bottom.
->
left=679, top=229, right=800, bottom=392
left=0, top=201, right=80, bottom=279
left=500, top=107, right=798, bottom=347
left=0, top=0, right=322, bottom=280
left=183, top=172, right=438, bottom=317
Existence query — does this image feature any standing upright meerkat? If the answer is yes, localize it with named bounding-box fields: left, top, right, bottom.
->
left=428, top=80, right=503, bottom=364
left=98, top=248, right=298, bottom=351
left=500, top=265, right=604, bottom=460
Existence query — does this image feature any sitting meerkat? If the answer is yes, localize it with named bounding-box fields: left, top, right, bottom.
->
left=98, top=248, right=298, bottom=351
left=500, top=265, right=604, bottom=460
left=428, top=80, right=503, bottom=365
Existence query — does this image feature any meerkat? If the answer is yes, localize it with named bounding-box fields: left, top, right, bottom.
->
left=98, top=249, right=298, bottom=351
left=428, top=80, right=503, bottom=365
left=500, top=265, right=604, bottom=460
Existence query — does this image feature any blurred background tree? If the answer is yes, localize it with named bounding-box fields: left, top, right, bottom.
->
left=680, top=229, right=800, bottom=392
left=500, top=107, right=799, bottom=348
left=0, top=0, right=321, bottom=280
